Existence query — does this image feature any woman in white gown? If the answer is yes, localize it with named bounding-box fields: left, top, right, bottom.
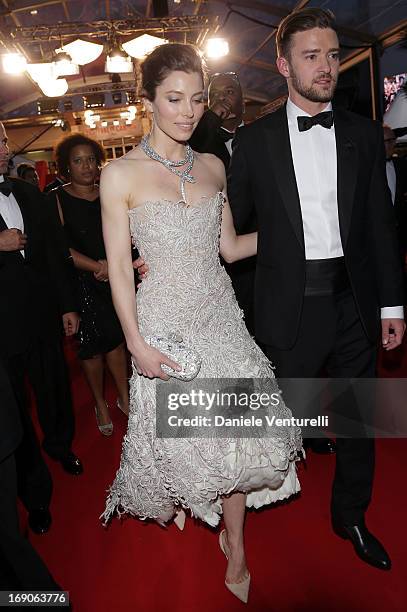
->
left=100, top=43, right=301, bottom=603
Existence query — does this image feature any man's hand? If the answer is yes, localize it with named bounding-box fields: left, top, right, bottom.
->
left=132, top=256, right=149, bottom=287
left=381, top=318, right=405, bottom=350
left=62, top=312, right=80, bottom=336
left=94, top=259, right=109, bottom=282
left=0, top=228, right=27, bottom=252
left=209, top=99, right=233, bottom=120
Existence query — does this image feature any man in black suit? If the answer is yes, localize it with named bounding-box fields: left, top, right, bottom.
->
left=228, top=8, right=405, bottom=570
left=189, top=73, right=256, bottom=334
left=0, top=362, right=62, bottom=592
left=189, top=72, right=244, bottom=170
left=0, top=121, right=81, bottom=533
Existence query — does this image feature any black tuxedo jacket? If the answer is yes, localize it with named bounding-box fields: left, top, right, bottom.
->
left=228, top=104, right=405, bottom=349
left=0, top=360, right=22, bottom=462
left=0, top=178, right=77, bottom=358
left=392, top=157, right=407, bottom=253
left=189, top=109, right=231, bottom=170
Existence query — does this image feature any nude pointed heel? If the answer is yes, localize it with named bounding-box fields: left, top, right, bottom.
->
left=173, top=509, right=186, bottom=531
left=219, top=529, right=251, bottom=604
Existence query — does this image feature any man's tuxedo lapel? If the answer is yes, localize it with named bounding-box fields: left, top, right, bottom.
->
left=334, top=110, right=358, bottom=248
left=0, top=211, right=8, bottom=232
left=10, top=180, right=32, bottom=261
left=266, top=106, right=304, bottom=251
left=215, top=137, right=231, bottom=171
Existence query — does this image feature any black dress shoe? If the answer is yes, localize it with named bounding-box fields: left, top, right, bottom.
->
left=60, top=452, right=83, bottom=476
left=28, top=507, right=52, bottom=535
left=333, top=521, right=391, bottom=570
left=305, top=438, right=336, bottom=454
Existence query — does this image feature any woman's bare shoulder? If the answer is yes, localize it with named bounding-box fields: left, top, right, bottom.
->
left=197, top=151, right=224, bottom=171
left=118, top=144, right=145, bottom=161
left=101, top=146, right=148, bottom=179
left=195, top=151, right=225, bottom=183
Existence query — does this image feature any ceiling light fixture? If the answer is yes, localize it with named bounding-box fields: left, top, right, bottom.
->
left=38, top=78, right=69, bottom=97
left=84, top=110, right=96, bottom=126
left=122, top=34, right=167, bottom=59
left=2, top=53, right=27, bottom=75
left=54, top=50, right=79, bottom=77
left=205, top=38, right=230, bottom=59
left=56, top=39, right=103, bottom=66
left=105, top=47, right=133, bottom=73
left=26, top=61, right=56, bottom=83
left=127, top=105, right=137, bottom=121
left=105, top=29, right=133, bottom=74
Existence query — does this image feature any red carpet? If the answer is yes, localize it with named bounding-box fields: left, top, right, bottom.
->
left=27, top=339, right=407, bottom=612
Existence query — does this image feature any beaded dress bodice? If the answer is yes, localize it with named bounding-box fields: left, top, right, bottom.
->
left=128, top=193, right=226, bottom=344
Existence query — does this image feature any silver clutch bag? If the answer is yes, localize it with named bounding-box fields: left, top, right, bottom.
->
left=144, top=332, right=202, bottom=381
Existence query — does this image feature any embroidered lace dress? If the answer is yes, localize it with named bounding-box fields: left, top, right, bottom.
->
left=103, top=193, right=301, bottom=527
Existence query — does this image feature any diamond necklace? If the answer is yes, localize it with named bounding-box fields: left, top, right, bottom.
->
left=140, top=135, right=195, bottom=204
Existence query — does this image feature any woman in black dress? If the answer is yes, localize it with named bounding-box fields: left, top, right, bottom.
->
left=49, top=134, right=129, bottom=434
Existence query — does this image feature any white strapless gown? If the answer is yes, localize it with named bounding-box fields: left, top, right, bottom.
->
left=103, top=193, right=301, bottom=527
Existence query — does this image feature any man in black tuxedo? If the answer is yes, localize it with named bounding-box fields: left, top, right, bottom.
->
left=228, top=8, right=405, bottom=570
left=189, top=72, right=244, bottom=170
left=189, top=73, right=256, bottom=334
left=0, top=362, right=62, bottom=592
left=0, top=121, right=81, bottom=533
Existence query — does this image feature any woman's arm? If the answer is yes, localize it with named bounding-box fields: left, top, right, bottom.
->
left=70, top=248, right=107, bottom=279
left=100, top=162, right=180, bottom=379
left=212, top=157, right=257, bottom=263
left=47, top=192, right=108, bottom=280
left=220, top=195, right=257, bottom=263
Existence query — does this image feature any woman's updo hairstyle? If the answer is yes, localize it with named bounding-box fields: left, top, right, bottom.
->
left=141, top=43, right=206, bottom=101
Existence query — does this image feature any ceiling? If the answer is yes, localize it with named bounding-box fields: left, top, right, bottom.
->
left=0, top=0, right=406, bottom=118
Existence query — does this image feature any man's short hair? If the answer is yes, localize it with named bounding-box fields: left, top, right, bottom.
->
left=276, top=7, right=337, bottom=58
left=17, top=163, right=35, bottom=180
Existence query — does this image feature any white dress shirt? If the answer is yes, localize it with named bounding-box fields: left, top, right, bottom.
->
left=386, top=159, right=396, bottom=205
left=220, top=121, right=244, bottom=156
left=0, top=174, right=25, bottom=257
left=286, top=98, right=343, bottom=259
left=286, top=98, right=403, bottom=320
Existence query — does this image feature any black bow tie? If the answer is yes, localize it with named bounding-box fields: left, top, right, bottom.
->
left=0, top=179, right=12, bottom=197
left=297, top=111, right=334, bottom=132
left=218, top=128, right=234, bottom=143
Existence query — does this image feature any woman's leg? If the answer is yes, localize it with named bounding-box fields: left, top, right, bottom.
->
left=105, top=343, right=129, bottom=415
left=222, top=492, right=248, bottom=582
left=81, top=355, right=111, bottom=425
